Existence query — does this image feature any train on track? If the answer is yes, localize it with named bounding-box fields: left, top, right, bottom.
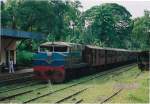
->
left=138, top=51, right=150, bottom=71
left=33, top=42, right=138, bottom=83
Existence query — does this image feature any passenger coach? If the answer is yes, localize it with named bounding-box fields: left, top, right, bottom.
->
left=83, top=45, right=137, bottom=71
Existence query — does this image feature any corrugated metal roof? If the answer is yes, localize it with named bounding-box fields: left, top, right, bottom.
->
left=0, top=28, right=45, bottom=40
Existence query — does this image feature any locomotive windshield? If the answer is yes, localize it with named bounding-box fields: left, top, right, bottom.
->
left=40, top=46, right=68, bottom=52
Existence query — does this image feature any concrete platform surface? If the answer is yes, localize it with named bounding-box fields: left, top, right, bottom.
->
left=0, top=68, right=33, bottom=77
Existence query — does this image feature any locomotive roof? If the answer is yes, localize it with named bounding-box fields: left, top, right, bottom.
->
left=40, top=42, right=71, bottom=47
left=40, top=41, right=82, bottom=47
left=86, top=45, right=138, bottom=52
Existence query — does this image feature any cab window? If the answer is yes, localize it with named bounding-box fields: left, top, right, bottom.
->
left=40, top=46, right=68, bottom=52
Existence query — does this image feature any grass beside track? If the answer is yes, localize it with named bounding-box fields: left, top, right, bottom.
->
left=0, top=64, right=149, bottom=103
left=63, top=66, right=149, bottom=103
left=109, top=69, right=149, bottom=103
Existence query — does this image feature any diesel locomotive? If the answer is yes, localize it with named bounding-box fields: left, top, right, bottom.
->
left=33, top=42, right=138, bottom=83
left=33, top=42, right=87, bottom=83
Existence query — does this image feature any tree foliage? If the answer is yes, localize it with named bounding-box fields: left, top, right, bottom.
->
left=131, top=10, right=150, bottom=50
left=1, top=0, right=82, bottom=51
left=16, top=50, right=34, bottom=65
left=83, top=3, right=133, bottom=48
left=1, top=0, right=149, bottom=51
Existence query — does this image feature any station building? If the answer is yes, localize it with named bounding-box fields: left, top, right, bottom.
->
left=0, top=28, right=45, bottom=70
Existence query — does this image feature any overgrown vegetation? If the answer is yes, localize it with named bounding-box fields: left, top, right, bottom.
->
left=16, top=51, right=34, bottom=66
left=76, top=67, right=149, bottom=103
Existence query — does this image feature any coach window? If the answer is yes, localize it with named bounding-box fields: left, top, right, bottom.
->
left=40, top=46, right=53, bottom=52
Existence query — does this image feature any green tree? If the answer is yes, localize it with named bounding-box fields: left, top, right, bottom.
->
left=131, top=10, right=150, bottom=50
left=1, top=0, right=83, bottom=51
left=1, top=0, right=19, bottom=29
left=83, top=3, right=133, bottom=48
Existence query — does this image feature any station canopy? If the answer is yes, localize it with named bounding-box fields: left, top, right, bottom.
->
left=1, top=28, right=45, bottom=40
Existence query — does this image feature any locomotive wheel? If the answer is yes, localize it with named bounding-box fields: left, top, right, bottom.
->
left=52, top=70, right=65, bottom=83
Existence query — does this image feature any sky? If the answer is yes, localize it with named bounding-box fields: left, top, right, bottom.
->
left=1, top=0, right=150, bottom=18
left=73, top=0, right=150, bottom=18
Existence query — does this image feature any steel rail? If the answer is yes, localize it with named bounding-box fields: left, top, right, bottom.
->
left=100, top=71, right=142, bottom=103
left=0, top=84, right=49, bottom=101
left=0, top=75, right=33, bottom=85
left=134, top=71, right=142, bottom=78
left=100, top=88, right=123, bottom=104
left=55, top=88, right=88, bottom=103
left=75, top=99, right=84, bottom=104
left=0, top=81, right=41, bottom=94
left=0, top=90, right=33, bottom=101
left=54, top=64, right=136, bottom=103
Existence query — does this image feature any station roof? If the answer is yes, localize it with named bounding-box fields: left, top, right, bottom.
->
left=0, top=28, right=45, bottom=40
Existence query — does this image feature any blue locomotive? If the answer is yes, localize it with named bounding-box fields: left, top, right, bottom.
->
left=33, top=42, right=87, bottom=83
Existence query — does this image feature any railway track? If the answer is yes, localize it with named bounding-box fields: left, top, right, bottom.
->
left=100, top=88, right=123, bottom=104
left=55, top=88, right=88, bottom=103
left=0, top=71, right=33, bottom=80
left=0, top=64, right=136, bottom=103
left=0, top=83, right=49, bottom=101
left=0, top=79, right=37, bottom=94
left=134, top=71, right=142, bottom=78
left=0, top=73, right=34, bottom=86
left=48, top=64, right=137, bottom=104
left=0, top=80, right=41, bottom=94
left=98, top=70, right=142, bottom=104
left=24, top=63, right=134, bottom=103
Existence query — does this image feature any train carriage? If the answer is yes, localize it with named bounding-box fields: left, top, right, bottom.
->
left=83, top=45, right=138, bottom=69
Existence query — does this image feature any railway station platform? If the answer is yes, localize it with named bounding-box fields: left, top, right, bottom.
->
left=0, top=68, right=33, bottom=81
